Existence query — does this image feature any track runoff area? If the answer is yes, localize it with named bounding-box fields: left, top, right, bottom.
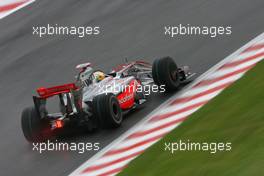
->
left=69, top=32, right=264, bottom=176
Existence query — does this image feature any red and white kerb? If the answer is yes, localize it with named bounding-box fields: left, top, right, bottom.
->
left=0, top=0, right=35, bottom=19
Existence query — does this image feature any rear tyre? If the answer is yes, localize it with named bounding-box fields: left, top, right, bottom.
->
left=93, top=93, right=123, bottom=128
left=152, top=56, right=180, bottom=91
left=21, top=107, right=49, bottom=143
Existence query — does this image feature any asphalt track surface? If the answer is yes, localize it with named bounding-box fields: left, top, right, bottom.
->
left=0, top=0, right=264, bottom=175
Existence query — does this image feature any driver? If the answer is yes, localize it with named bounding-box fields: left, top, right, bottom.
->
left=94, top=71, right=105, bottom=82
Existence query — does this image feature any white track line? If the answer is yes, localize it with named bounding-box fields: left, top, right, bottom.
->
left=180, top=73, right=242, bottom=98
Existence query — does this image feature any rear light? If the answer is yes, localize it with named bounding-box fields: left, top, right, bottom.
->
left=54, top=120, right=64, bottom=129
left=37, top=83, right=78, bottom=98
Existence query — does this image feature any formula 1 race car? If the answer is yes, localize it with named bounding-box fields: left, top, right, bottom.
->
left=21, top=57, right=195, bottom=142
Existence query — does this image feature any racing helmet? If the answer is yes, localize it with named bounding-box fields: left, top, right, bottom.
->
left=94, top=71, right=105, bottom=82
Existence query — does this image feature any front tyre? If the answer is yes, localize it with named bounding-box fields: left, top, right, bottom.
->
left=93, top=93, right=123, bottom=128
left=21, top=107, right=49, bottom=143
left=152, top=56, right=180, bottom=91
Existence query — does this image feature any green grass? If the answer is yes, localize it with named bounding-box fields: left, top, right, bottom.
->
left=118, top=61, right=264, bottom=176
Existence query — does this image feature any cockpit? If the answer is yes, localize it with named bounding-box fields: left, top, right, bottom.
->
left=76, top=65, right=107, bottom=87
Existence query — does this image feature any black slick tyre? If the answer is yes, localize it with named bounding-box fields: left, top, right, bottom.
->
left=93, top=93, right=123, bottom=128
left=152, top=56, right=180, bottom=91
left=21, top=107, right=48, bottom=143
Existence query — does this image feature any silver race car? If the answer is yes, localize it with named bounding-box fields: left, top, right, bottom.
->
left=21, top=57, right=195, bottom=142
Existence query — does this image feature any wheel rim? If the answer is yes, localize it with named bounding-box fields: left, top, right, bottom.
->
left=170, top=70, right=178, bottom=81
left=112, top=103, right=118, bottom=116
left=112, top=101, right=121, bottom=122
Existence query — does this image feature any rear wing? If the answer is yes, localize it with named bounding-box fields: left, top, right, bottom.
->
left=33, top=83, right=81, bottom=119
left=36, top=83, right=78, bottom=99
